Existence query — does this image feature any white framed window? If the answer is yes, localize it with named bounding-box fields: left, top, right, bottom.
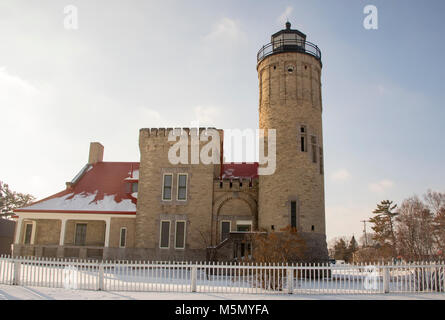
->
left=119, top=227, right=127, bottom=248
left=174, top=221, right=186, bottom=249
left=159, top=220, right=170, bottom=249
left=236, top=220, right=252, bottom=232
left=177, top=173, right=188, bottom=201
left=23, top=221, right=36, bottom=245
left=220, top=221, right=231, bottom=242
left=162, top=174, right=173, bottom=201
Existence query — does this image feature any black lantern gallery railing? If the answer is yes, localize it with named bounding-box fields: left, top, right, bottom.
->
left=257, top=39, right=322, bottom=63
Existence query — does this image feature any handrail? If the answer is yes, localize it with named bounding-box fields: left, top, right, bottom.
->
left=257, top=39, right=321, bottom=63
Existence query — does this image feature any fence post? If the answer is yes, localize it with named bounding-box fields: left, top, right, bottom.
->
left=383, top=266, right=390, bottom=293
left=287, top=268, right=293, bottom=294
left=191, top=264, right=197, bottom=293
left=13, top=259, right=21, bottom=286
left=98, top=261, right=104, bottom=291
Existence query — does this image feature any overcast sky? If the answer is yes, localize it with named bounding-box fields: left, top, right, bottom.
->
left=1, top=0, right=444, bottom=242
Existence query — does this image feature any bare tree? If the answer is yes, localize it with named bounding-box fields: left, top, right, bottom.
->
left=0, top=181, right=35, bottom=218
left=424, top=190, right=445, bottom=258
left=395, top=196, right=435, bottom=261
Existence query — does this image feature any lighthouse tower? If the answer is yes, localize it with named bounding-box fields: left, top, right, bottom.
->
left=257, top=22, right=328, bottom=260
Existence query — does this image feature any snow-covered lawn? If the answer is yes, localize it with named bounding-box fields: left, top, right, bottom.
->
left=0, top=284, right=444, bottom=300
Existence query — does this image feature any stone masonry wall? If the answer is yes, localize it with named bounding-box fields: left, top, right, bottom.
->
left=135, top=128, right=221, bottom=260
left=257, top=52, right=327, bottom=260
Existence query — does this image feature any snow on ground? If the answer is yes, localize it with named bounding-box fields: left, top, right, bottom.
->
left=0, top=284, right=444, bottom=300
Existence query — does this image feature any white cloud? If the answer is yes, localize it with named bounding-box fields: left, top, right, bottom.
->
left=0, top=67, right=39, bottom=95
left=278, top=6, right=293, bottom=25
left=331, top=169, right=351, bottom=182
left=193, top=106, right=221, bottom=126
left=369, top=179, right=394, bottom=193
left=203, top=17, right=245, bottom=43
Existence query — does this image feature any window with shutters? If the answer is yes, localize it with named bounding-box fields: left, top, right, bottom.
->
left=175, top=221, right=186, bottom=249
left=159, top=221, right=170, bottom=248
left=177, top=174, right=187, bottom=201
left=162, top=174, right=173, bottom=201
left=74, top=223, right=87, bottom=246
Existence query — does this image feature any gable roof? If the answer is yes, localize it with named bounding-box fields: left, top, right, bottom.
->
left=14, top=161, right=258, bottom=214
left=15, top=162, right=139, bottom=214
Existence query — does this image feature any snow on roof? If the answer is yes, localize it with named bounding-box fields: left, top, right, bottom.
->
left=125, top=169, right=139, bottom=181
left=22, top=192, right=136, bottom=212
left=16, top=162, right=140, bottom=214
left=221, top=163, right=258, bottom=180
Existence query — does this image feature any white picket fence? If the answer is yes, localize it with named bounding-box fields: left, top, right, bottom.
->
left=1, top=255, right=444, bottom=295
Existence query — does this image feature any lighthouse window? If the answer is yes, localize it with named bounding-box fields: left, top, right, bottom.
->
left=300, top=126, right=307, bottom=152
left=287, top=65, right=294, bottom=73
left=291, top=201, right=297, bottom=229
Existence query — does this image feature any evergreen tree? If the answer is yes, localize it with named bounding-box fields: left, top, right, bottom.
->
left=369, top=200, right=398, bottom=247
left=333, top=238, right=348, bottom=261
left=346, top=236, right=358, bottom=262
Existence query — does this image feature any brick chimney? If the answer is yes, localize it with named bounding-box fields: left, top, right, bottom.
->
left=88, top=142, right=104, bottom=164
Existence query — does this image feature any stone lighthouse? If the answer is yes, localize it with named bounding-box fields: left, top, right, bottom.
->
left=257, top=22, right=328, bottom=260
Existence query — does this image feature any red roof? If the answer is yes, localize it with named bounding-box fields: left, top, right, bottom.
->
left=221, top=163, right=259, bottom=180
left=15, top=161, right=259, bottom=214
left=15, top=162, right=139, bottom=214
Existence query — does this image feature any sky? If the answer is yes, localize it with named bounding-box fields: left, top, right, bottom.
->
left=1, top=0, right=444, bottom=242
